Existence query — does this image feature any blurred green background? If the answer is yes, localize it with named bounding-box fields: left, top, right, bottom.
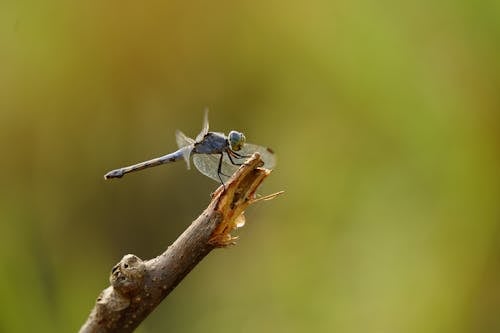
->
left=1, top=1, right=499, bottom=332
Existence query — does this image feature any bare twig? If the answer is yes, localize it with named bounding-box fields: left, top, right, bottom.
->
left=80, top=153, right=276, bottom=333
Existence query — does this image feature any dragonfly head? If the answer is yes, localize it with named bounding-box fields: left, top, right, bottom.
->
left=228, top=130, right=246, bottom=151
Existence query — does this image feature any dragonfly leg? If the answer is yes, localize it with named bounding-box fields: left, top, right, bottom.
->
left=226, top=150, right=244, bottom=166
left=217, top=153, right=227, bottom=188
left=228, top=149, right=264, bottom=168
left=231, top=150, right=252, bottom=159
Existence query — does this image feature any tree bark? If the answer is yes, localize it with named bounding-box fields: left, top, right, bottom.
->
left=80, top=153, right=275, bottom=333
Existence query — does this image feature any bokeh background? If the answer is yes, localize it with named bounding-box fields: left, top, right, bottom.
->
left=1, top=1, right=499, bottom=332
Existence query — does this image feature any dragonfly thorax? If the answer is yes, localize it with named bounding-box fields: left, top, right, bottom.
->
left=228, top=130, right=246, bottom=151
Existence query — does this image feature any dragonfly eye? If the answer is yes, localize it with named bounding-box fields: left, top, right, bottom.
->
left=228, top=130, right=246, bottom=151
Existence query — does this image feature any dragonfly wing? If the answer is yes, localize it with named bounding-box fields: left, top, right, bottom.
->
left=175, top=130, right=195, bottom=169
left=192, top=153, right=239, bottom=183
left=195, top=108, right=210, bottom=142
left=238, top=143, right=276, bottom=169
left=176, top=130, right=195, bottom=148
left=192, top=142, right=276, bottom=183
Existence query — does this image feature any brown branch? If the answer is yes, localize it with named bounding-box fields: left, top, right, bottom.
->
left=79, top=153, right=276, bottom=333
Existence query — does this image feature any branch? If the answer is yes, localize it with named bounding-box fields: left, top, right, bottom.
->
left=79, top=153, right=278, bottom=333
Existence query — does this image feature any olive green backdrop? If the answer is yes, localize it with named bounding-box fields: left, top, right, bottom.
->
left=1, top=1, right=499, bottom=332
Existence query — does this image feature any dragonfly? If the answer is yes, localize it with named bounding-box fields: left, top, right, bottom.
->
left=104, top=110, right=276, bottom=185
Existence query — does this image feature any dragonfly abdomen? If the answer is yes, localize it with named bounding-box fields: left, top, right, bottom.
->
left=104, top=148, right=185, bottom=179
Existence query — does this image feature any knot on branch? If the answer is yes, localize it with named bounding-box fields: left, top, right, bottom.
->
left=110, top=254, right=146, bottom=296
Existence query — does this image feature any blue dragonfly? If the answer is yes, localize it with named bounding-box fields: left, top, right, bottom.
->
left=104, top=110, right=276, bottom=185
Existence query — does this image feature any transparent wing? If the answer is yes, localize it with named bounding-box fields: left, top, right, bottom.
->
left=238, top=143, right=276, bottom=169
left=192, top=153, right=238, bottom=183
left=176, top=130, right=195, bottom=148
left=195, top=108, right=210, bottom=142
left=192, top=143, right=276, bottom=183
left=175, top=130, right=195, bottom=169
